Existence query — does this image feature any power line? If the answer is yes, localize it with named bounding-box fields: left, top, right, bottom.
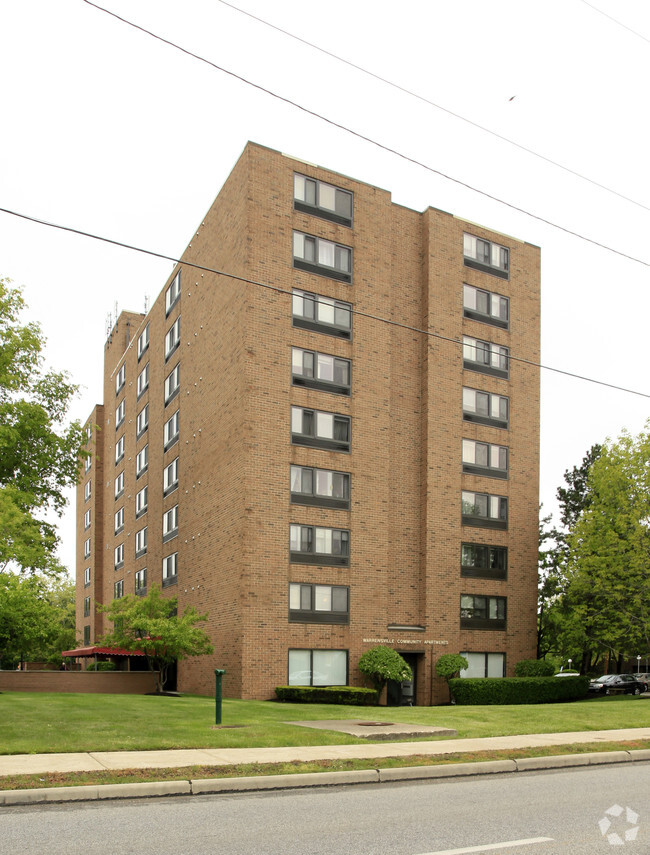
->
left=216, top=0, right=650, bottom=215
left=578, top=0, right=650, bottom=44
left=2, top=203, right=649, bottom=400
left=80, top=0, right=650, bottom=271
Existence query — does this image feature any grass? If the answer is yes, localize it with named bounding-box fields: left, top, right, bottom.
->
left=3, top=739, right=650, bottom=792
left=1, top=691, right=649, bottom=755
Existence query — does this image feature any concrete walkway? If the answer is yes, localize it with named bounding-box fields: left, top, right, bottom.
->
left=2, top=727, right=650, bottom=777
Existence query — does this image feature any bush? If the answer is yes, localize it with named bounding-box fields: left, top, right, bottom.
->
left=435, top=654, right=468, bottom=682
left=514, top=659, right=555, bottom=677
left=358, top=646, right=411, bottom=698
left=274, top=686, right=378, bottom=705
left=448, top=675, right=590, bottom=705
left=86, top=661, right=117, bottom=672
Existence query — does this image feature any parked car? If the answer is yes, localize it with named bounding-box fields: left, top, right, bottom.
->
left=632, top=673, right=650, bottom=692
left=588, top=674, right=645, bottom=695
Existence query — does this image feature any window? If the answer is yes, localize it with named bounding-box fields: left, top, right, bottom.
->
left=137, top=323, right=150, bottom=360
left=114, top=507, right=124, bottom=535
left=84, top=454, right=91, bottom=474
left=462, top=439, right=508, bottom=479
left=163, top=505, right=178, bottom=542
left=83, top=596, right=91, bottom=618
left=136, top=404, right=149, bottom=438
left=463, top=284, right=509, bottom=328
left=135, top=568, right=147, bottom=596
left=290, top=525, right=350, bottom=566
left=293, top=231, right=352, bottom=283
left=460, top=595, right=507, bottom=630
left=162, top=552, right=178, bottom=587
left=289, top=583, right=349, bottom=624
left=460, top=652, right=505, bottom=678
left=84, top=480, right=91, bottom=501
left=137, top=363, right=149, bottom=399
left=294, top=173, right=353, bottom=226
left=135, top=485, right=148, bottom=518
left=115, top=435, right=125, bottom=464
left=164, top=410, right=179, bottom=450
left=462, top=387, right=509, bottom=429
left=463, top=233, right=509, bottom=279
left=114, top=543, right=124, bottom=570
left=114, top=471, right=124, bottom=499
left=83, top=510, right=91, bottom=530
left=463, top=336, right=509, bottom=378
left=288, top=649, right=347, bottom=686
left=114, top=580, right=124, bottom=599
left=462, top=491, right=508, bottom=529
left=292, top=289, right=352, bottom=338
left=291, top=348, right=351, bottom=395
left=84, top=567, right=91, bottom=587
left=163, top=457, right=179, bottom=496
left=291, top=406, right=350, bottom=452
left=83, top=625, right=91, bottom=645
left=86, top=424, right=92, bottom=442
left=115, top=364, right=125, bottom=395
left=83, top=538, right=91, bottom=559
left=115, top=399, right=125, bottom=429
left=136, top=444, right=148, bottom=479
left=165, top=363, right=180, bottom=405
left=166, top=271, right=181, bottom=316
left=135, top=526, right=148, bottom=558
left=290, top=465, right=350, bottom=509
left=461, top=544, right=507, bottom=580
left=165, top=316, right=181, bottom=360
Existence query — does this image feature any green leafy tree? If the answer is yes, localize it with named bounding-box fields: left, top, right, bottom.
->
left=100, top=585, right=214, bottom=693
left=358, top=646, right=411, bottom=700
left=0, top=573, right=70, bottom=667
left=435, top=653, right=468, bottom=684
left=0, top=278, right=85, bottom=576
left=566, top=429, right=650, bottom=669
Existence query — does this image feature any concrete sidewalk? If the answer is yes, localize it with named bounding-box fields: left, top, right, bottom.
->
left=2, top=727, right=650, bottom=777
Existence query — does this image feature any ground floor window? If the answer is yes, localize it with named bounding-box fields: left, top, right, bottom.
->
left=460, top=651, right=505, bottom=678
left=288, top=649, right=347, bottom=686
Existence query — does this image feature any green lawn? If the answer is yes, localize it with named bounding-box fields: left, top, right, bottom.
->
left=1, top=692, right=649, bottom=755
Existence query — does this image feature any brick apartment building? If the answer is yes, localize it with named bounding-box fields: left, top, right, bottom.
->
left=74, top=141, right=540, bottom=703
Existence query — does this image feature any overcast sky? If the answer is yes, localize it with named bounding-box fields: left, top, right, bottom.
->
left=2, top=0, right=649, bottom=574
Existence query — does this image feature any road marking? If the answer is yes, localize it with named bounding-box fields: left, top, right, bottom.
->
left=418, top=838, right=554, bottom=855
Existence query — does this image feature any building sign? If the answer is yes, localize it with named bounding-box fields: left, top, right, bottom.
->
left=362, top=638, right=448, bottom=646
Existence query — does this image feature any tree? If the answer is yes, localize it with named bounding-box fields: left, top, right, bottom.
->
left=435, top=653, right=468, bottom=684
left=358, top=646, right=411, bottom=700
left=100, top=585, right=214, bottom=693
left=0, top=278, right=85, bottom=576
left=566, top=428, right=650, bottom=669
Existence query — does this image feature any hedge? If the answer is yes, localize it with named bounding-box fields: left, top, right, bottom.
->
left=448, top=675, right=590, bottom=705
left=86, top=661, right=117, bottom=672
left=275, top=685, right=378, bottom=705
left=514, top=659, right=555, bottom=677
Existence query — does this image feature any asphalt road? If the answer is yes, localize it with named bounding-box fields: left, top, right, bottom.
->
left=2, top=763, right=649, bottom=855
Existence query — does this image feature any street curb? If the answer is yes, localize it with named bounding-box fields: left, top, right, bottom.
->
left=2, top=750, right=649, bottom=806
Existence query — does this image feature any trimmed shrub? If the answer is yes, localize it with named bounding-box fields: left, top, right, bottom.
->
left=448, top=675, right=590, bottom=705
left=86, top=661, right=117, bottom=672
left=275, top=685, right=378, bottom=705
left=358, top=646, right=411, bottom=697
left=514, top=659, right=555, bottom=677
left=435, top=654, right=469, bottom=682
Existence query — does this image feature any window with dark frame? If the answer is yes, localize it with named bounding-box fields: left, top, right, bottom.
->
left=293, top=231, right=352, bottom=283
left=289, top=583, right=349, bottom=624
left=294, top=174, right=353, bottom=226
left=463, top=283, right=509, bottom=328
left=463, top=233, right=509, bottom=279
left=165, top=316, right=181, bottom=361
left=461, top=543, right=507, bottom=579
left=135, top=568, right=147, bottom=596
left=165, top=271, right=181, bottom=316
left=289, top=524, right=350, bottom=566
left=462, top=439, right=508, bottom=479
left=460, top=651, right=505, bottom=678
left=462, top=387, right=509, bottom=429
left=137, top=323, right=150, bottom=361
left=291, top=406, right=350, bottom=452
left=461, top=491, right=508, bottom=529
left=291, top=347, right=351, bottom=395
left=162, top=552, right=178, bottom=587
left=290, top=465, right=350, bottom=509
left=463, top=336, right=509, bottom=379
left=292, top=289, right=352, bottom=338
left=288, top=649, right=348, bottom=686
left=460, top=595, right=507, bottom=630
left=164, top=410, right=179, bottom=450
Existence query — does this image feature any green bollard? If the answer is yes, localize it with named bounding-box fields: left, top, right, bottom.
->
left=214, top=669, right=226, bottom=725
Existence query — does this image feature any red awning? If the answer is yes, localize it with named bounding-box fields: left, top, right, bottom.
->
left=61, top=645, right=146, bottom=658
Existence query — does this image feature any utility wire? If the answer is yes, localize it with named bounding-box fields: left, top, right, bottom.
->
left=216, top=0, right=650, bottom=215
left=80, top=0, right=650, bottom=271
left=578, top=0, right=650, bottom=44
left=2, top=203, right=649, bottom=400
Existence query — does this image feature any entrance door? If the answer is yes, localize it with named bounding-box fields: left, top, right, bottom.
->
left=387, top=652, right=419, bottom=706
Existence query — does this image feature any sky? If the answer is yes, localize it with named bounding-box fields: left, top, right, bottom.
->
left=1, top=0, right=650, bottom=575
